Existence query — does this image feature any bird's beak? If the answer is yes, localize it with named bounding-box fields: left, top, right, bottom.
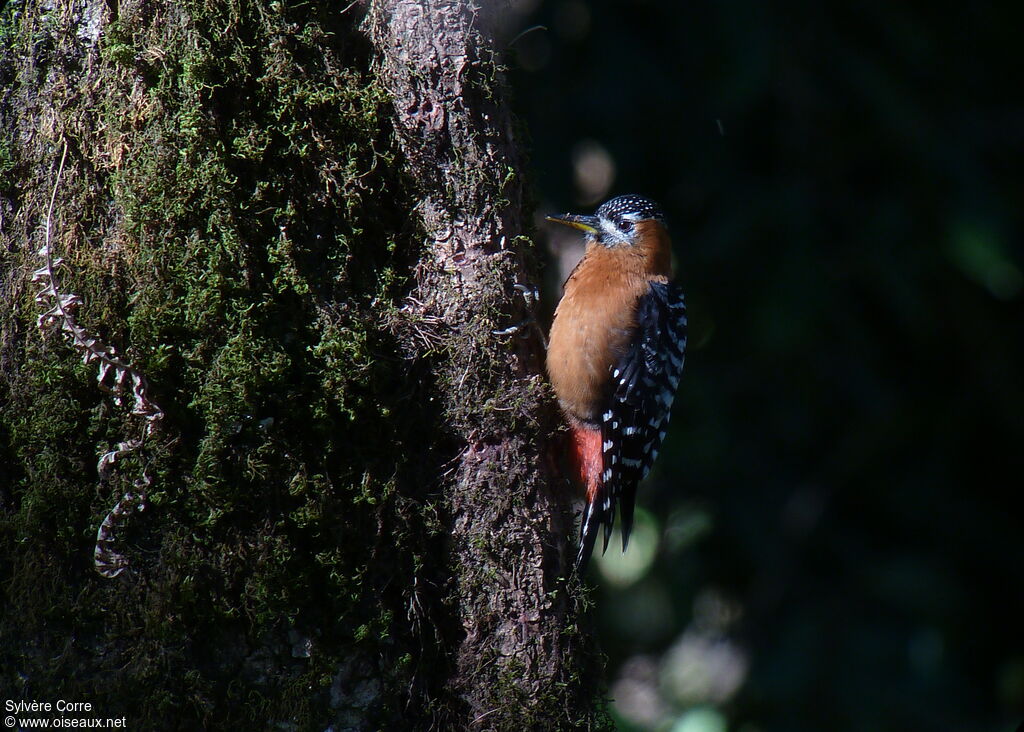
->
left=546, top=213, right=600, bottom=235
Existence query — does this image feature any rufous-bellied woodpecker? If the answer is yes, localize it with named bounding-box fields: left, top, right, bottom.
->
left=546, top=195, right=687, bottom=570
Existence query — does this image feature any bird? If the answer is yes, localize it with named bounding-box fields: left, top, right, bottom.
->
left=546, top=194, right=687, bottom=571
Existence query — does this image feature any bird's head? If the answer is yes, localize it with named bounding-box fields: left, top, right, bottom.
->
left=546, top=194, right=666, bottom=247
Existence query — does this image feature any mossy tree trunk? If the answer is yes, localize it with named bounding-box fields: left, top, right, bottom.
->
left=0, top=0, right=604, bottom=728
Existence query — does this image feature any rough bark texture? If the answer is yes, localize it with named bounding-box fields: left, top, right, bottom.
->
left=0, top=0, right=605, bottom=728
left=366, top=2, right=597, bottom=724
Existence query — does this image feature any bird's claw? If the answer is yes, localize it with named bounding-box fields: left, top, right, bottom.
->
left=492, top=317, right=535, bottom=338
left=493, top=281, right=547, bottom=348
left=513, top=283, right=539, bottom=307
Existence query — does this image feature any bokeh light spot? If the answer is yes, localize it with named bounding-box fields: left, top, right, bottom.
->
left=947, top=220, right=1022, bottom=300
left=670, top=706, right=728, bottom=732
left=661, top=630, right=748, bottom=706
left=664, top=505, right=714, bottom=555
left=571, top=139, right=616, bottom=205
left=596, top=506, right=659, bottom=587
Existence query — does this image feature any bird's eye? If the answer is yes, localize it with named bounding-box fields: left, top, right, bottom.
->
left=618, top=219, right=632, bottom=232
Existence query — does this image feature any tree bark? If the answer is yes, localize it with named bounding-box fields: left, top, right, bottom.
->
left=365, top=1, right=600, bottom=725
left=0, top=0, right=604, bottom=729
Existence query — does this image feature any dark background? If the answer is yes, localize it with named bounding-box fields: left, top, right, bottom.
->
left=505, top=2, right=1024, bottom=730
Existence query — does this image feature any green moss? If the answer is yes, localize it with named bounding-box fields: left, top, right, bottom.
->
left=99, top=19, right=136, bottom=67
left=0, top=136, right=14, bottom=193
left=0, top=0, right=441, bottom=728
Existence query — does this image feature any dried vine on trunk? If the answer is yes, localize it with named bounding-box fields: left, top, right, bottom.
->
left=32, top=141, right=164, bottom=578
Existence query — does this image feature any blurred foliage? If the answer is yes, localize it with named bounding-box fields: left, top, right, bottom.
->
left=506, top=1, right=1024, bottom=730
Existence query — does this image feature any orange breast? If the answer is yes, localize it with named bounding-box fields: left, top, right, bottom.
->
left=547, top=224, right=672, bottom=426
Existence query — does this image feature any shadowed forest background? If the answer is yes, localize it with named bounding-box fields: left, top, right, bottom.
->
left=506, top=1, right=1024, bottom=731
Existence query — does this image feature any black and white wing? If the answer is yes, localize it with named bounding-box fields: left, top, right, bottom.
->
left=578, top=281, right=687, bottom=568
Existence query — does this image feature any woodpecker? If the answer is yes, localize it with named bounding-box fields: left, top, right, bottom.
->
left=546, top=195, right=687, bottom=571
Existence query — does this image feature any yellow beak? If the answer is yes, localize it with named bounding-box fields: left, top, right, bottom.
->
left=545, top=213, right=601, bottom=235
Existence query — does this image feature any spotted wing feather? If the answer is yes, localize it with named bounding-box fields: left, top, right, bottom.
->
left=579, top=281, right=686, bottom=566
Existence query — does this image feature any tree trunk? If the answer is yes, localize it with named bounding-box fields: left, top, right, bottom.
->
left=0, top=0, right=604, bottom=729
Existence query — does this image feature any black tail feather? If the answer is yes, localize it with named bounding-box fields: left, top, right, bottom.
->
left=575, top=498, right=601, bottom=571
left=601, top=499, right=615, bottom=554
left=620, top=482, right=637, bottom=552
